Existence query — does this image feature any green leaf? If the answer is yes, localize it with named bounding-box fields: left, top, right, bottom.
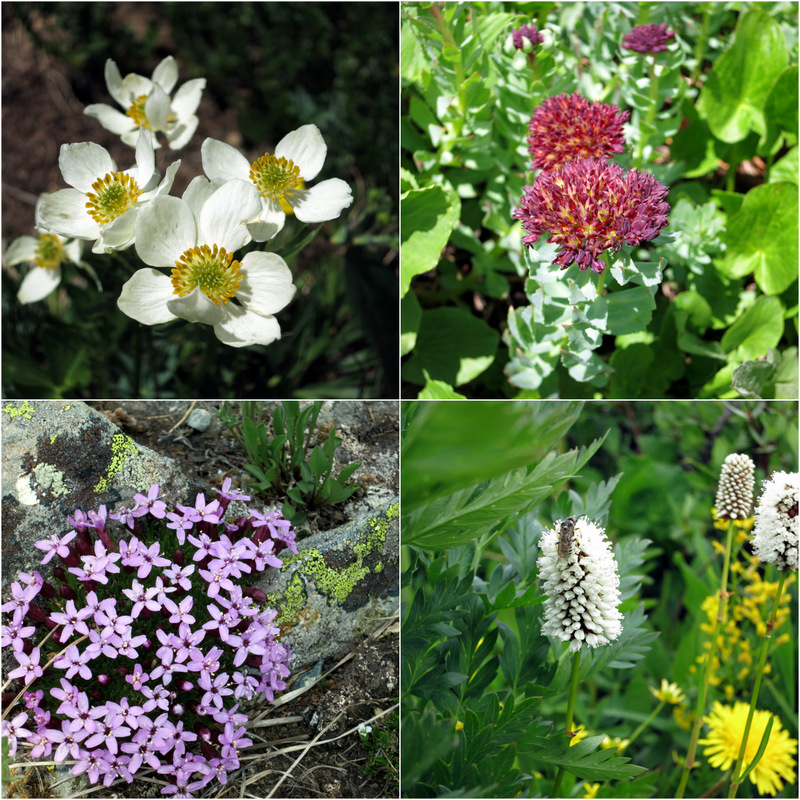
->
left=696, top=8, right=788, bottom=143
left=770, top=147, right=798, bottom=184
left=604, top=286, right=657, bottom=336
left=401, top=290, right=423, bottom=356
left=761, top=65, right=799, bottom=151
left=608, top=344, right=655, bottom=399
left=418, top=375, right=467, bottom=399
left=400, top=185, right=458, bottom=296
left=405, top=307, right=499, bottom=387
left=721, top=295, right=785, bottom=361
left=717, top=182, right=799, bottom=295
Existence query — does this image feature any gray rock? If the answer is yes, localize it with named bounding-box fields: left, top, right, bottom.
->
left=258, top=500, right=399, bottom=672
left=1, top=400, right=188, bottom=595
left=186, top=407, right=213, bottom=432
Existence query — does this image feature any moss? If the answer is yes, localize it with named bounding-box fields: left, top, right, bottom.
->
left=2, top=401, right=36, bottom=420
left=93, top=432, right=138, bottom=493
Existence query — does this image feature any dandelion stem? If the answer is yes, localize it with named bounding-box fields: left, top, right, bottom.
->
left=627, top=700, right=666, bottom=749
left=553, top=650, right=581, bottom=797
left=728, top=571, right=788, bottom=798
left=676, top=518, right=736, bottom=798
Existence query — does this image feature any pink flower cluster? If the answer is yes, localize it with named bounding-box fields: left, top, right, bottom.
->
left=513, top=158, right=670, bottom=274
left=511, top=23, right=544, bottom=52
left=623, top=23, right=675, bottom=54
left=1, top=478, right=294, bottom=797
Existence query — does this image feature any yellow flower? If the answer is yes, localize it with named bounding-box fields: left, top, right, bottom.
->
left=582, top=782, right=600, bottom=798
left=649, top=679, right=686, bottom=705
left=673, top=702, right=694, bottom=731
left=570, top=724, right=589, bottom=746
left=699, top=702, right=797, bottom=796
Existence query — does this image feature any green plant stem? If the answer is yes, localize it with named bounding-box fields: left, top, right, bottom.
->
left=728, top=571, right=788, bottom=798
left=634, top=54, right=660, bottom=168
left=676, top=519, right=736, bottom=798
left=552, top=650, right=581, bottom=797
left=627, top=700, right=666, bottom=749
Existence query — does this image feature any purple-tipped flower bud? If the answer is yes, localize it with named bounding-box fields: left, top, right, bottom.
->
left=39, top=581, right=57, bottom=599
left=25, top=603, right=48, bottom=624
left=59, top=584, right=77, bottom=601
left=201, top=740, right=220, bottom=760
left=194, top=722, right=212, bottom=742
left=173, top=549, right=185, bottom=567
left=98, top=674, right=110, bottom=686
left=245, top=587, right=268, bottom=604
left=52, top=566, right=67, bottom=582
left=173, top=703, right=184, bottom=716
left=97, top=525, right=116, bottom=553
left=179, top=680, right=193, bottom=692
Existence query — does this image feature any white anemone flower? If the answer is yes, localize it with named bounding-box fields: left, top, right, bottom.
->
left=84, top=56, right=205, bottom=150
left=37, top=130, right=179, bottom=255
left=4, top=197, right=91, bottom=304
left=118, top=178, right=296, bottom=348
left=752, top=471, right=799, bottom=572
left=537, top=517, right=623, bottom=653
left=201, top=124, right=353, bottom=241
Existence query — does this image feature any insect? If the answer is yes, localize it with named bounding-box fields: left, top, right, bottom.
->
left=557, top=516, right=576, bottom=561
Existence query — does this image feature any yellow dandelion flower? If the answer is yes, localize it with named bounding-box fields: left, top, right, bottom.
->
left=699, top=702, right=797, bottom=797
left=582, top=782, right=600, bottom=798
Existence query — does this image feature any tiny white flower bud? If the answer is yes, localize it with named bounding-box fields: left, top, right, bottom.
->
left=715, top=454, right=755, bottom=521
left=537, top=517, right=622, bottom=652
left=752, top=471, right=799, bottom=572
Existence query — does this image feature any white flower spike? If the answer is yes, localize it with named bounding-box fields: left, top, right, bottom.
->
left=201, top=124, right=353, bottom=240
left=751, top=471, right=799, bottom=572
left=715, top=453, right=755, bottom=521
left=84, top=56, right=206, bottom=150
left=118, top=178, right=296, bottom=348
left=37, top=130, right=179, bottom=254
left=538, top=516, right=623, bottom=653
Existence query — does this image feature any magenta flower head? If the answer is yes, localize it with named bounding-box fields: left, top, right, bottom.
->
left=527, top=93, right=630, bottom=172
left=511, top=23, right=543, bottom=52
left=513, top=157, right=670, bottom=274
left=623, top=23, right=675, bottom=54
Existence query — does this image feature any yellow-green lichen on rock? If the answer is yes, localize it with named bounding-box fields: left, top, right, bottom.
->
left=2, top=401, right=36, bottom=420
left=93, top=432, right=139, bottom=493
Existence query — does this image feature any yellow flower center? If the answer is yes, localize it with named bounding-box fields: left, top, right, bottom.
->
left=171, top=244, right=242, bottom=305
left=34, top=234, right=64, bottom=270
left=126, top=94, right=152, bottom=129
left=249, top=153, right=305, bottom=214
left=85, top=173, right=142, bottom=224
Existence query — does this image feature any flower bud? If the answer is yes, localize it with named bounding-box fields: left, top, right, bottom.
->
left=52, top=566, right=67, bottom=582
left=173, top=549, right=185, bottom=567
left=245, top=587, right=267, bottom=604
left=715, top=454, right=755, bottom=521
left=39, top=581, right=57, bottom=598
left=91, top=689, right=104, bottom=702
left=25, top=603, right=48, bottom=623
left=59, top=584, right=78, bottom=601
left=98, top=674, right=110, bottom=686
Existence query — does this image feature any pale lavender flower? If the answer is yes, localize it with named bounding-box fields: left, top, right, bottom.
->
left=62, top=692, right=105, bottom=734
left=164, top=595, right=196, bottom=626
left=219, top=721, right=252, bottom=758
left=178, top=493, right=222, bottom=524
left=125, top=663, right=150, bottom=690
left=28, top=727, right=53, bottom=758
left=133, top=484, right=168, bottom=518
left=35, top=530, right=77, bottom=563
left=1, top=580, right=38, bottom=624
left=199, top=564, right=235, bottom=599
left=106, top=697, right=144, bottom=730
left=50, top=598, right=93, bottom=642
left=163, top=563, right=196, bottom=590
left=9, top=647, right=44, bottom=684
left=110, top=505, right=138, bottom=529
left=72, top=748, right=112, bottom=784
left=2, top=620, right=36, bottom=651
left=187, top=531, right=215, bottom=560
left=136, top=541, right=171, bottom=578
left=84, top=713, right=132, bottom=755
left=49, top=719, right=90, bottom=761
left=1, top=712, right=30, bottom=755
left=166, top=510, right=194, bottom=544
left=198, top=671, right=233, bottom=709
left=54, top=644, right=93, bottom=680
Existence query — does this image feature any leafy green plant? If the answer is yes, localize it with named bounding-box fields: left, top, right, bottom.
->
left=401, top=2, right=798, bottom=399
left=218, top=400, right=361, bottom=525
left=358, top=712, right=399, bottom=793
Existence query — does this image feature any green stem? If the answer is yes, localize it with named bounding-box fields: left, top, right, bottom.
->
left=726, top=141, right=740, bottom=193
left=553, top=650, right=581, bottom=797
left=627, top=700, right=666, bottom=749
left=676, top=519, right=736, bottom=798
left=728, top=572, right=788, bottom=798
left=634, top=55, right=660, bottom=168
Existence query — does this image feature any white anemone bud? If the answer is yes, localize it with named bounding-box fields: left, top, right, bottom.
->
left=537, top=517, right=622, bottom=653
left=752, top=471, right=799, bottom=572
left=715, top=454, right=755, bottom=521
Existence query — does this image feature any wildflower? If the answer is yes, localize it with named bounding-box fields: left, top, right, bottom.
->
left=526, top=93, right=630, bottom=172
left=649, top=679, right=686, bottom=705
left=623, top=23, right=675, bottom=54
left=4, top=197, right=87, bottom=304
left=508, top=23, right=544, bottom=53
left=9, top=647, right=44, bottom=685
left=201, top=124, right=354, bottom=240
left=132, top=483, right=168, bottom=519
left=1, top=712, right=30, bottom=755
left=700, top=701, right=797, bottom=796
left=751, top=472, right=798, bottom=572
left=715, top=454, right=755, bottom=522
left=50, top=599, right=93, bottom=643
left=84, top=56, right=206, bottom=150
left=38, top=130, right=178, bottom=254
left=514, top=158, right=669, bottom=273
left=537, top=517, right=622, bottom=652
left=117, top=180, right=296, bottom=348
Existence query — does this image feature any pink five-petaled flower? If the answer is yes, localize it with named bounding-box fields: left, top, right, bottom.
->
left=198, top=671, right=233, bottom=709
left=54, top=643, right=93, bottom=680
left=1, top=712, right=30, bottom=755
left=163, top=595, right=196, bottom=626
left=9, top=647, right=44, bottom=685
left=135, top=540, right=171, bottom=579
left=35, top=530, right=77, bottom=563
left=178, top=493, right=222, bottom=524
left=1, top=580, right=38, bottom=624
left=132, top=483, right=168, bottom=518
left=623, top=22, right=675, bottom=54
left=50, top=598, right=93, bottom=642
left=513, top=157, right=670, bottom=274
left=526, top=92, right=630, bottom=172
left=511, top=23, right=544, bottom=51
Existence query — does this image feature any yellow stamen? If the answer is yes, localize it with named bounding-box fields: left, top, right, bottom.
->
left=171, top=244, right=242, bottom=305
left=249, top=153, right=305, bottom=214
left=126, top=94, right=151, bottom=129
left=85, top=172, right=142, bottom=224
left=34, top=234, right=64, bottom=270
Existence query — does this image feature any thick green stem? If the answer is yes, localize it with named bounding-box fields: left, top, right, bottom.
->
left=728, top=572, right=788, bottom=798
left=552, top=651, right=581, bottom=797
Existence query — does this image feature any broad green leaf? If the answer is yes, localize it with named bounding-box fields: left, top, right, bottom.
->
left=608, top=343, right=655, bottom=399
left=401, top=185, right=458, bottom=296
left=605, top=286, right=657, bottom=335
left=761, top=66, right=799, bottom=152
left=721, top=295, right=785, bottom=361
left=401, top=290, right=423, bottom=356
left=771, top=147, right=798, bottom=184
left=717, top=182, right=798, bottom=295
left=696, top=8, right=788, bottom=143
left=406, top=306, right=499, bottom=387
left=418, top=375, right=467, bottom=399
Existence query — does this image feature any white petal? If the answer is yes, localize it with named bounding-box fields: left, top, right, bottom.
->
left=171, top=79, right=206, bottom=118
left=237, top=252, right=296, bottom=316
left=290, top=179, right=353, bottom=223
left=38, top=189, right=100, bottom=240
left=165, top=116, right=199, bottom=151
left=181, top=176, right=215, bottom=219
left=104, top=59, right=128, bottom=108
left=132, top=129, right=156, bottom=185
left=135, top=196, right=196, bottom=267
left=121, top=73, right=153, bottom=101
left=83, top=103, right=137, bottom=136
left=118, top=269, right=177, bottom=324
left=198, top=180, right=262, bottom=251
left=4, top=236, right=38, bottom=266
left=144, top=84, right=172, bottom=132
left=146, top=159, right=181, bottom=198
left=275, top=124, right=326, bottom=181
left=151, top=56, right=179, bottom=94
left=167, top=287, right=226, bottom=325
left=64, top=238, right=84, bottom=263
left=99, top=207, right=139, bottom=251
left=246, top=215, right=283, bottom=242
left=18, top=266, right=62, bottom=304
left=201, top=139, right=250, bottom=184
left=213, top=304, right=282, bottom=348
left=59, top=143, right=115, bottom=193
